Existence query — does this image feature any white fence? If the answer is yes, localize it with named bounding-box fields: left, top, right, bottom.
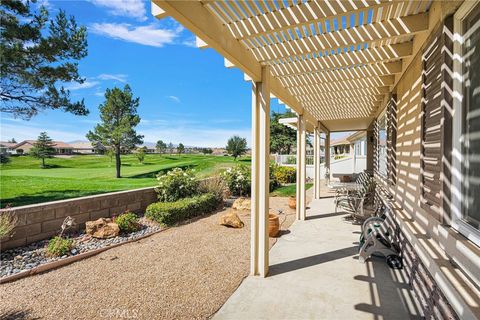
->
left=274, top=154, right=317, bottom=166
left=273, top=155, right=367, bottom=180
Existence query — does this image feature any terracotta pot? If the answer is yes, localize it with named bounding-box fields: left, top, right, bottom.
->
left=268, top=213, right=280, bottom=237
left=288, top=196, right=296, bottom=209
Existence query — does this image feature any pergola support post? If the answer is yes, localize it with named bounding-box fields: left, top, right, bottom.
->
left=250, top=66, right=270, bottom=277
left=325, top=132, right=331, bottom=181
left=296, top=115, right=307, bottom=220
left=313, top=125, right=321, bottom=199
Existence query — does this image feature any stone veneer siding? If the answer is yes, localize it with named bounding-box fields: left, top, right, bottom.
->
left=0, top=187, right=157, bottom=251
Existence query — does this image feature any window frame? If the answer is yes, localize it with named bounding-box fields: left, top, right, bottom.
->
left=451, top=0, right=480, bottom=247
left=376, top=110, right=388, bottom=178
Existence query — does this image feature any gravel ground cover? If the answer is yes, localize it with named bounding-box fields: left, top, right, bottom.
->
left=0, top=196, right=297, bottom=320
left=0, top=218, right=162, bottom=278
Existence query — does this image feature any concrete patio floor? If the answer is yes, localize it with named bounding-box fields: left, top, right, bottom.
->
left=214, top=198, right=423, bottom=320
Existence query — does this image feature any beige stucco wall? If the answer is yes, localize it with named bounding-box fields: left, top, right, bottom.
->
left=374, top=2, right=480, bottom=318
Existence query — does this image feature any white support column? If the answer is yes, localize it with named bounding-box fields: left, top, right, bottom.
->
left=325, top=132, right=331, bottom=181
left=313, top=125, right=321, bottom=199
left=250, top=66, right=270, bottom=277
left=296, top=117, right=301, bottom=221
left=296, top=115, right=307, bottom=221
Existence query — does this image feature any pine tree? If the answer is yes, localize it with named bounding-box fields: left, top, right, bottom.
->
left=30, top=132, right=56, bottom=168
left=86, top=85, right=143, bottom=178
left=1, top=0, right=88, bottom=119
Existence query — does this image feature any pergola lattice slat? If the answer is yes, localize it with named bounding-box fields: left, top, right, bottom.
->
left=154, top=0, right=431, bottom=123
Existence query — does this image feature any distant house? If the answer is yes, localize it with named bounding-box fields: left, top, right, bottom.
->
left=0, top=142, right=17, bottom=154
left=69, top=141, right=104, bottom=154
left=211, top=148, right=228, bottom=156
left=330, top=131, right=367, bottom=158
left=136, top=144, right=155, bottom=153
left=11, top=140, right=73, bottom=155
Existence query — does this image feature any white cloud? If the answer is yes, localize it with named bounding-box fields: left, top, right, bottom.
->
left=90, top=23, right=179, bottom=47
left=65, top=80, right=100, bottom=91
left=97, top=73, right=128, bottom=83
left=168, top=95, right=181, bottom=103
left=181, top=37, right=197, bottom=48
left=89, top=0, right=147, bottom=21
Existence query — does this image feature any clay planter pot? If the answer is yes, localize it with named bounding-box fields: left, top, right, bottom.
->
left=288, top=196, right=296, bottom=209
left=268, top=213, right=280, bottom=237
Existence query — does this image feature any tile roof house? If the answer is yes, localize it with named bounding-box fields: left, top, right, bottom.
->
left=11, top=140, right=73, bottom=155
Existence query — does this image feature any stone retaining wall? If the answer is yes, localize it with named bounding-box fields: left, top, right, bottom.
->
left=0, top=187, right=157, bottom=251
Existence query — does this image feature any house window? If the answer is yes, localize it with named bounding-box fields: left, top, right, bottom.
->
left=452, top=1, right=480, bottom=244
left=377, top=112, right=387, bottom=177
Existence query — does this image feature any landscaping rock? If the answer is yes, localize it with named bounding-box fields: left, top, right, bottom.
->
left=232, top=198, right=251, bottom=211
left=1, top=221, right=162, bottom=279
left=85, top=218, right=120, bottom=239
left=219, top=211, right=244, bottom=228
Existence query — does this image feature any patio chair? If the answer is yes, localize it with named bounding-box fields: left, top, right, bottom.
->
left=333, top=171, right=372, bottom=200
left=335, top=179, right=376, bottom=221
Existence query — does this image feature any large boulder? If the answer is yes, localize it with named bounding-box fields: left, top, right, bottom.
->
left=85, top=218, right=119, bottom=239
left=232, top=197, right=251, bottom=211
left=219, top=211, right=244, bottom=228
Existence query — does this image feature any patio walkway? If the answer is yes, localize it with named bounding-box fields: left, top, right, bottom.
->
left=214, top=198, right=423, bottom=320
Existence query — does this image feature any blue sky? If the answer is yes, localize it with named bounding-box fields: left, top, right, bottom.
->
left=1, top=0, right=291, bottom=147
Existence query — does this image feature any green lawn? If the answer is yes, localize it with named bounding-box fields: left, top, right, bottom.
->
left=0, top=154, right=250, bottom=207
left=270, top=183, right=313, bottom=197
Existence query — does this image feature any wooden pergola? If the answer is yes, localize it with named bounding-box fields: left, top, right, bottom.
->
left=152, top=0, right=431, bottom=277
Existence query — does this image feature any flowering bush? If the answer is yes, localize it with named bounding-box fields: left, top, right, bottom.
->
left=273, top=166, right=296, bottom=184
left=155, top=168, right=199, bottom=202
left=222, top=165, right=251, bottom=196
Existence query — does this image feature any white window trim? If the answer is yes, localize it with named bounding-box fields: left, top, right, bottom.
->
left=451, top=0, right=480, bottom=247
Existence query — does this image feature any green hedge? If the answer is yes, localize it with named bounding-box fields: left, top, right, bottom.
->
left=145, top=193, right=221, bottom=226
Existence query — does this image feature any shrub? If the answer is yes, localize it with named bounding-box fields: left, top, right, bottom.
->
left=198, top=176, right=227, bottom=201
left=145, top=193, right=221, bottom=226
left=47, top=236, right=73, bottom=256
left=0, top=153, right=10, bottom=164
left=222, top=165, right=251, bottom=196
left=155, top=167, right=199, bottom=202
left=0, top=210, right=17, bottom=239
left=115, top=211, right=140, bottom=233
left=274, top=166, right=296, bottom=184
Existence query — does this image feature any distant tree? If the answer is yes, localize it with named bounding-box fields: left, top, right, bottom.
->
left=177, top=143, right=185, bottom=154
left=106, top=148, right=114, bottom=162
left=86, top=85, right=143, bottom=178
left=226, top=136, right=247, bottom=160
left=0, top=0, right=88, bottom=119
left=270, top=111, right=297, bottom=154
left=136, top=147, right=146, bottom=164
left=7, top=138, right=16, bottom=143
left=168, top=142, right=174, bottom=154
left=30, top=132, right=56, bottom=168
left=202, top=148, right=213, bottom=155
left=156, top=140, right=166, bottom=154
